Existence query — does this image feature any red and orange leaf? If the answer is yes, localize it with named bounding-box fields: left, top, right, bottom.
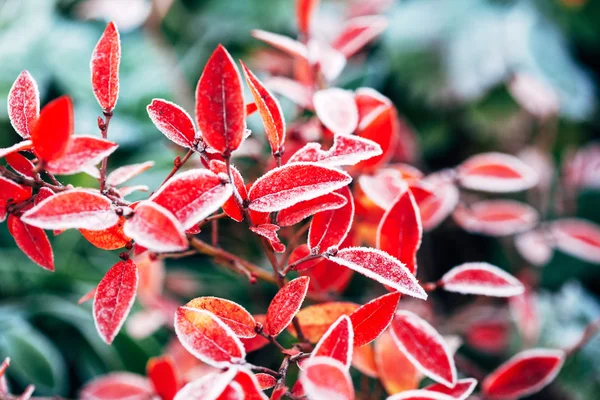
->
left=375, top=330, right=420, bottom=395
left=390, top=310, right=456, bottom=387
left=231, top=368, right=268, bottom=400
left=550, top=218, right=600, bottom=264
left=93, top=259, right=139, bottom=344
left=0, top=176, right=32, bottom=204
left=300, top=357, right=354, bottom=400
left=440, top=262, right=524, bottom=297
left=90, top=22, right=121, bottom=112
left=31, top=96, right=74, bottom=162
left=195, top=45, right=246, bottom=155
left=296, top=0, right=319, bottom=36
left=47, top=135, right=118, bottom=175
left=0, top=140, right=34, bottom=159
left=147, top=99, right=197, bottom=149
left=353, top=104, right=399, bottom=172
left=308, top=186, right=354, bottom=252
left=174, top=369, right=237, bottom=400
left=251, top=30, right=308, bottom=60
left=351, top=343, right=378, bottom=378
left=290, top=302, right=360, bottom=342
left=311, top=315, right=354, bottom=368
left=250, top=224, right=285, bottom=253
left=288, top=135, right=382, bottom=167
left=255, top=373, right=276, bottom=390
left=265, top=276, right=310, bottom=337
left=313, top=88, right=358, bottom=136
left=5, top=153, right=37, bottom=178
left=21, top=189, right=117, bottom=231
left=452, top=200, right=539, bottom=237
left=8, top=215, right=54, bottom=271
left=80, top=216, right=130, bottom=250
left=424, top=378, right=478, bottom=400
left=209, top=160, right=247, bottom=222
left=147, top=356, right=179, bottom=400
left=107, top=161, right=154, bottom=187
left=482, top=349, right=564, bottom=399
left=248, top=162, right=352, bottom=212
left=350, top=292, right=400, bottom=347
left=331, top=16, right=388, bottom=58
left=277, top=192, right=347, bottom=227
left=183, top=297, right=256, bottom=338
left=123, top=201, right=187, bottom=252
left=8, top=70, right=39, bottom=139
left=80, top=373, right=153, bottom=400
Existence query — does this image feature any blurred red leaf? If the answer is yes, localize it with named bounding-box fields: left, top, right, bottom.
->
left=174, top=369, right=237, bottom=400
left=80, top=373, right=153, bottom=400
left=514, top=229, right=553, bottom=266
left=466, top=320, right=509, bottom=353
left=147, top=356, right=179, bottom=400
left=8, top=70, right=39, bottom=139
left=209, top=160, right=248, bottom=222
left=231, top=368, right=268, bottom=400
left=266, top=77, right=313, bottom=109
left=183, top=297, right=256, bottom=338
left=147, top=99, right=197, bottom=149
left=91, top=22, right=121, bottom=112
left=353, top=101, right=400, bottom=171
left=452, top=200, right=539, bottom=237
left=311, top=315, right=354, bottom=367
left=265, top=276, right=310, bottom=336
left=551, top=218, right=600, bottom=264
left=357, top=168, right=407, bottom=210
left=351, top=344, right=378, bottom=378
left=251, top=30, right=308, bottom=60
left=350, top=292, right=400, bottom=347
left=424, top=378, right=478, bottom=400
left=277, top=192, right=347, bottom=227
left=288, top=134, right=382, bottom=166
left=107, top=161, right=154, bottom=187
left=47, top=135, right=118, bottom=175
left=123, top=201, right=188, bottom=252
left=8, top=215, right=53, bottom=271
left=308, top=186, right=354, bottom=252
left=313, top=88, right=358, bottom=136
left=250, top=224, right=286, bottom=253
left=374, top=330, right=420, bottom=395
left=300, top=357, right=354, bottom=400
left=440, top=262, right=524, bottom=297
left=287, top=244, right=322, bottom=272
left=302, top=257, right=354, bottom=295
left=296, top=0, right=319, bottom=36
left=331, top=16, right=388, bottom=58
left=31, top=96, right=74, bottom=162
left=418, top=179, right=459, bottom=231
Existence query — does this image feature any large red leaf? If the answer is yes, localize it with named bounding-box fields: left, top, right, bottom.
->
left=311, top=315, right=354, bottom=368
left=151, top=169, right=232, bottom=230
left=300, top=357, right=354, bottom=400
left=248, top=162, right=351, bottom=212
left=250, top=224, right=285, bottom=253
left=123, top=201, right=188, bottom=252
left=93, top=259, right=139, bottom=344
left=174, top=369, right=237, bottom=400
left=457, top=152, right=538, bottom=192
left=302, top=257, right=354, bottom=294
left=482, top=349, right=565, bottom=399
left=277, top=192, right=347, bottom=227
left=308, top=186, right=354, bottom=252
left=377, top=190, right=422, bottom=275
left=91, top=22, right=121, bottom=112
left=80, top=216, right=130, bottom=250
left=328, top=247, right=427, bottom=299
left=350, top=292, right=400, bottom=347
left=265, top=276, right=310, bottom=336
left=147, top=356, right=179, bottom=400
left=287, top=134, right=382, bottom=166
left=80, top=373, right=153, bottom=400
left=290, top=302, right=360, bottom=343
left=8, top=70, right=39, bottom=138
left=195, top=45, right=246, bottom=155
left=452, top=200, right=539, bottom=237
left=208, top=160, right=248, bottom=222
left=440, top=262, right=524, bottom=297
left=313, top=88, right=358, bottom=136
left=182, top=297, right=256, bottom=338
left=331, top=16, right=388, bottom=58
left=550, top=218, right=600, bottom=264
left=31, top=96, right=74, bottom=162
left=8, top=215, right=54, bottom=271
left=0, top=176, right=32, bottom=204
left=147, top=99, right=196, bottom=148
left=21, top=189, right=117, bottom=231
left=241, top=62, right=285, bottom=154
left=174, top=307, right=246, bottom=367
left=390, top=310, right=457, bottom=387
left=47, top=135, right=118, bottom=175
left=251, top=30, right=308, bottom=60
left=296, top=0, right=319, bottom=36
left=106, top=161, right=154, bottom=187
left=423, top=378, right=478, bottom=400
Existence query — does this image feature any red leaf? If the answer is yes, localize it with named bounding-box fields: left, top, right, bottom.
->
left=331, top=16, right=388, bottom=58
left=377, top=190, right=422, bottom=275
left=313, top=88, right=358, bottom=136
left=174, top=307, right=246, bottom=367
left=208, top=160, right=248, bottom=222
left=183, top=297, right=256, bottom=338
left=147, top=356, right=179, bottom=400
left=457, top=152, right=538, bottom=192
left=357, top=168, right=407, bottom=210
left=308, top=186, right=354, bottom=252
left=147, top=99, right=197, bottom=148
left=287, top=244, right=323, bottom=271
left=91, top=22, right=121, bottom=112
left=93, top=259, right=138, bottom=344
left=250, top=224, right=285, bottom=253
left=251, top=30, right=308, bottom=60
left=300, top=357, right=355, bottom=400
left=311, top=315, right=354, bottom=367
left=424, top=378, right=478, bottom=400
left=31, top=96, right=74, bottom=162
left=452, top=200, right=539, bottom=237
left=265, top=276, right=310, bottom=336
left=288, top=134, right=382, bottom=166
left=353, top=104, right=399, bottom=171
left=329, top=247, right=426, bottom=299
left=302, top=258, right=354, bottom=295
left=174, top=369, right=237, bottom=400
left=551, top=218, right=600, bottom=264
left=466, top=320, right=509, bottom=353
left=266, top=77, right=313, bottom=109
left=418, top=179, right=459, bottom=231
left=277, top=192, right=347, bottom=227
left=390, top=310, right=457, bottom=387
left=352, top=344, right=378, bottom=378
left=483, top=349, right=565, bottom=399
left=80, top=373, right=153, bottom=400
left=0, top=140, right=33, bottom=159
left=80, top=216, right=130, bottom=250
left=255, top=373, right=276, bottom=390
left=241, top=62, right=286, bottom=154
left=8, top=215, right=54, bottom=271
left=296, top=0, right=319, bottom=36
left=386, top=390, right=455, bottom=400
left=123, top=201, right=188, bottom=252
left=195, top=45, right=246, bottom=155
left=248, top=162, right=351, bottom=212
left=0, top=176, right=32, bottom=204
left=350, top=292, right=400, bottom=347
left=5, top=153, right=37, bottom=178
left=8, top=70, right=39, bottom=138
left=440, top=262, right=524, bottom=297
left=21, top=189, right=117, bottom=231
left=151, top=169, right=232, bottom=230
left=46, top=135, right=118, bottom=175
left=107, top=161, right=154, bottom=187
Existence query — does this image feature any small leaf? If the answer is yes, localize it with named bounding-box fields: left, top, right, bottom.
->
left=80, top=373, right=153, bottom=400
left=147, top=99, right=196, bottom=149
left=308, top=186, right=354, bottom=252
left=452, top=200, right=539, bottom=237
left=311, top=315, right=354, bottom=368
left=514, top=229, right=553, bottom=266
left=423, top=378, right=478, bottom=400
left=8, top=215, right=54, bottom=271
left=251, top=30, right=308, bottom=60
left=350, top=292, right=401, bottom=347
left=8, top=70, right=39, bottom=138
left=91, top=22, right=121, bottom=112
left=182, top=297, right=256, bottom=338
left=255, top=373, right=276, bottom=390
left=331, top=16, right=388, bottom=58
left=265, top=276, right=310, bottom=337
left=440, top=262, right=525, bottom=297
left=107, top=161, right=155, bottom=187
left=313, top=88, right=358, bottom=136
left=277, top=192, right=347, bottom=227
left=250, top=224, right=285, bottom=253
left=357, top=168, right=407, bottom=210
left=147, top=356, right=179, bottom=400
left=46, top=135, right=118, bottom=175
left=288, top=135, right=382, bottom=167
left=550, top=218, right=600, bottom=264
left=208, top=160, right=248, bottom=222
left=418, top=180, right=459, bottom=231
left=80, top=216, right=130, bottom=250
left=300, top=357, right=355, bottom=400
left=287, top=244, right=324, bottom=271
left=31, top=96, right=74, bottom=162
left=240, top=315, right=270, bottom=353
left=123, top=201, right=188, bottom=252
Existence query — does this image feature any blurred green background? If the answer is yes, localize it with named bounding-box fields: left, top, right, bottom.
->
left=1, top=0, right=599, bottom=398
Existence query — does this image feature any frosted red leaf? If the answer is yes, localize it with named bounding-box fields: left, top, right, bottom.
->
left=308, top=186, right=354, bottom=252
left=46, top=135, right=118, bottom=175
left=350, top=292, right=401, bottom=347
left=80, top=217, right=130, bottom=250
left=21, top=189, right=117, bottom=231
left=288, top=134, right=382, bottom=166
left=457, top=152, right=538, bottom=192
left=251, top=30, right=308, bottom=60
left=466, top=320, right=509, bottom=353
left=329, top=247, right=427, bottom=299
left=151, top=169, right=232, bottom=230
left=8, top=70, right=39, bottom=138
left=287, top=244, right=323, bottom=271
left=290, top=302, right=360, bottom=342
left=331, top=16, right=388, bottom=58
left=231, top=368, right=268, bottom=400
left=93, top=259, right=139, bottom=344
left=514, top=229, right=552, bottom=266
left=91, top=22, right=121, bottom=112
left=147, top=356, right=179, bottom=400
left=0, top=140, right=33, bottom=159
left=255, top=373, right=276, bottom=390
left=195, top=45, right=246, bottom=155
left=351, top=344, right=378, bottom=378
left=123, top=201, right=188, bottom=252
left=267, top=77, right=313, bottom=109
left=80, top=373, right=153, bottom=400
left=440, top=262, right=524, bottom=297
left=106, top=161, right=154, bottom=187
left=311, top=315, right=354, bottom=368
left=8, top=215, right=54, bottom=272
left=418, top=180, right=459, bottom=231
left=174, top=307, right=246, bottom=367
left=353, top=105, right=399, bottom=171
left=357, top=168, right=407, bottom=210
left=453, top=200, right=538, bottom=237
left=265, top=276, right=310, bottom=336
left=174, top=369, right=237, bottom=400
left=377, top=190, right=422, bottom=275
left=208, top=160, right=247, bottom=222
left=0, top=176, right=32, bottom=204
left=296, top=0, right=319, bottom=36
left=248, top=162, right=352, bottom=212
left=550, top=218, right=600, bottom=264
left=355, top=87, right=391, bottom=119
left=300, top=357, right=355, bottom=400
left=375, top=330, right=420, bottom=395
left=183, top=297, right=256, bottom=338
left=250, top=224, right=285, bottom=253
left=31, top=96, right=74, bottom=162
left=482, top=349, right=565, bottom=399
left=386, top=390, right=454, bottom=400
left=424, top=378, right=478, bottom=400
left=241, top=62, right=286, bottom=154
left=147, top=99, right=197, bottom=149
left=277, top=192, right=347, bottom=227
left=5, top=153, right=37, bottom=178
left=313, top=88, right=358, bottom=136
left=302, top=257, right=354, bottom=295
left=390, top=310, right=457, bottom=387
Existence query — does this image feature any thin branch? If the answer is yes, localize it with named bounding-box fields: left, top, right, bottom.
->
left=99, top=111, right=113, bottom=192
left=155, top=148, right=195, bottom=191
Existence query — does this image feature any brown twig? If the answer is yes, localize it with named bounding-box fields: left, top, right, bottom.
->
left=155, top=148, right=195, bottom=191
left=99, top=111, right=113, bottom=192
